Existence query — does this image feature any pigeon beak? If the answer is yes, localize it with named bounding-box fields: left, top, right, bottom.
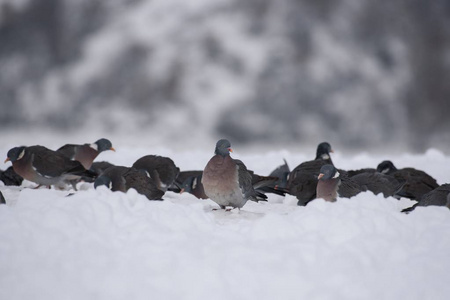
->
left=228, top=148, right=233, bottom=153
left=4, top=158, right=10, bottom=163
left=318, top=173, right=324, bottom=179
left=180, top=188, right=185, bottom=194
left=110, top=147, right=116, bottom=152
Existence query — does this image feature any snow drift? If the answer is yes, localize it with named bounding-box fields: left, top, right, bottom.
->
left=1, top=145, right=449, bottom=300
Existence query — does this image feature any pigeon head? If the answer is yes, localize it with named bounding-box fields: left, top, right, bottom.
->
left=94, top=175, right=113, bottom=189
left=318, top=164, right=339, bottom=180
left=376, top=160, right=397, bottom=174
left=180, top=176, right=196, bottom=194
left=95, top=138, right=115, bottom=153
left=214, top=139, right=232, bottom=157
left=315, top=142, right=333, bottom=160
left=5, top=146, right=26, bottom=163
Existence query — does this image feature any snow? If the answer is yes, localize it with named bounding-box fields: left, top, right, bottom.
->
left=1, top=144, right=450, bottom=300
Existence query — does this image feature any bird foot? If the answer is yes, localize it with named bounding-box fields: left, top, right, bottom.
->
left=212, top=207, right=233, bottom=211
left=33, top=185, right=50, bottom=189
left=212, top=206, right=239, bottom=212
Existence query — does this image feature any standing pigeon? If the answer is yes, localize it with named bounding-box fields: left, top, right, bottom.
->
left=132, top=155, right=179, bottom=192
left=94, top=166, right=164, bottom=200
left=287, top=142, right=334, bottom=206
left=202, top=139, right=266, bottom=210
left=5, top=145, right=96, bottom=189
left=376, top=160, right=438, bottom=200
left=57, top=138, right=115, bottom=169
left=172, top=169, right=284, bottom=199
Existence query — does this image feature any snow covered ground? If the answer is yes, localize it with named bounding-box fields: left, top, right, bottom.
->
left=1, top=142, right=450, bottom=300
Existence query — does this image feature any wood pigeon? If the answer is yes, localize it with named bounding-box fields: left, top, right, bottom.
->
left=132, top=155, right=179, bottom=192
left=287, top=142, right=334, bottom=206
left=377, top=160, right=438, bottom=200
left=202, top=139, right=267, bottom=210
left=94, top=166, right=164, bottom=200
left=316, top=164, right=362, bottom=202
left=5, top=145, right=96, bottom=189
left=57, top=138, right=115, bottom=169
left=402, top=183, right=450, bottom=213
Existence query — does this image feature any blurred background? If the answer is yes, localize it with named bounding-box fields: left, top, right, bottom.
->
left=1, top=0, right=449, bottom=154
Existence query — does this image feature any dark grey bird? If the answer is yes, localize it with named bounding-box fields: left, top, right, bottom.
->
left=446, top=194, right=450, bottom=210
left=170, top=170, right=208, bottom=199
left=5, top=146, right=96, bottom=189
left=202, top=139, right=267, bottom=210
left=89, top=161, right=116, bottom=175
left=316, top=164, right=362, bottom=202
left=0, top=191, right=5, bottom=205
left=287, top=142, right=334, bottom=206
left=345, top=168, right=376, bottom=177
left=0, top=166, right=23, bottom=186
left=341, top=166, right=406, bottom=199
left=350, top=171, right=406, bottom=198
left=401, top=184, right=450, bottom=213
left=268, top=159, right=290, bottom=191
left=132, top=155, right=179, bottom=192
left=57, top=138, right=115, bottom=169
left=376, top=160, right=438, bottom=200
left=79, top=161, right=116, bottom=183
left=249, top=171, right=287, bottom=197
left=94, top=166, right=164, bottom=200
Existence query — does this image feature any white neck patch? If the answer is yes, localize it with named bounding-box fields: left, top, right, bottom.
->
left=90, top=143, right=98, bottom=151
left=17, top=149, right=25, bottom=160
left=333, top=171, right=340, bottom=179
left=192, top=177, right=197, bottom=189
left=321, top=154, right=330, bottom=160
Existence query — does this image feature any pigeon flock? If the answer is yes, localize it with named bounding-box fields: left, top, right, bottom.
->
left=1, top=138, right=448, bottom=213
